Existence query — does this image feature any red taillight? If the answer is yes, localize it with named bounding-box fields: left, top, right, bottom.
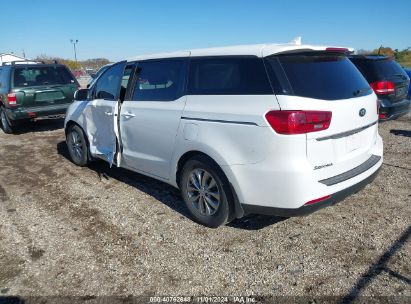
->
left=304, top=195, right=331, bottom=206
left=379, top=112, right=387, bottom=119
left=370, top=81, right=395, bottom=95
left=265, top=110, right=332, bottom=134
left=7, top=93, right=17, bottom=106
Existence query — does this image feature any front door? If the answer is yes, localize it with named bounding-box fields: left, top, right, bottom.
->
left=119, top=57, right=189, bottom=179
left=85, top=61, right=126, bottom=165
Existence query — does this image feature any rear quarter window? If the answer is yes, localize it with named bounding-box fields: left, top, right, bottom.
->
left=187, top=56, right=272, bottom=95
left=265, top=53, right=372, bottom=100
left=0, top=68, right=10, bottom=90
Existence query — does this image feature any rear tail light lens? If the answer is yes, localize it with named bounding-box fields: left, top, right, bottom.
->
left=304, top=195, right=331, bottom=206
left=379, top=112, right=387, bottom=119
left=265, top=110, right=332, bottom=134
left=7, top=93, right=17, bottom=106
left=370, top=81, right=395, bottom=95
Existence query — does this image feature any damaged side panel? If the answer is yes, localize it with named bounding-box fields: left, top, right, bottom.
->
left=67, top=99, right=119, bottom=166
left=65, top=60, right=128, bottom=167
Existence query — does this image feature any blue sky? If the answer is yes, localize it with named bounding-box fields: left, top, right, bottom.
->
left=1, top=0, right=410, bottom=61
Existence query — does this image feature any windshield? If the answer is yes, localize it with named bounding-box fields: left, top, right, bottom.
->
left=87, top=65, right=111, bottom=88
left=265, top=53, right=372, bottom=100
left=13, top=66, right=76, bottom=87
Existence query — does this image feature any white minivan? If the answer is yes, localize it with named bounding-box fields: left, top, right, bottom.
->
left=65, top=43, right=383, bottom=227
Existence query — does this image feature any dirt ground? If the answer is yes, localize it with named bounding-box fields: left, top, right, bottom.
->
left=0, top=113, right=410, bottom=301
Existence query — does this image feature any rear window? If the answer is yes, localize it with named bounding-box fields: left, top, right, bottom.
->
left=350, top=58, right=407, bottom=82
left=187, top=56, right=272, bottom=95
left=265, top=53, right=372, bottom=100
left=13, top=66, right=76, bottom=87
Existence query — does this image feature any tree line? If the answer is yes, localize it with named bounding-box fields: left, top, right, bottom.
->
left=33, top=54, right=110, bottom=72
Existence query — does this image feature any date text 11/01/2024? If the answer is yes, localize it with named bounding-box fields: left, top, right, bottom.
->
left=149, top=296, right=257, bottom=303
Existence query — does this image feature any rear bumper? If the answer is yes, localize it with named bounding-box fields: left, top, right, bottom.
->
left=4, top=103, right=70, bottom=123
left=379, top=97, right=411, bottom=121
left=223, top=131, right=383, bottom=218
left=242, top=167, right=380, bottom=217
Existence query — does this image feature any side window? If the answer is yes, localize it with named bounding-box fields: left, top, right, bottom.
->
left=0, top=68, right=9, bottom=89
left=132, top=59, right=187, bottom=101
left=121, top=65, right=133, bottom=88
left=119, top=65, right=134, bottom=101
left=94, top=63, right=125, bottom=100
left=187, top=56, right=272, bottom=95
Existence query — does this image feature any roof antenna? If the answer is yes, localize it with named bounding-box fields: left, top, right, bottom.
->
left=377, top=45, right=383, bottom=55
left=290, top=36, right=302, bottom=46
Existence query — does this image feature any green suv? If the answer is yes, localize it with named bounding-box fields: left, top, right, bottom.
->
left=0, top=61, right=79, bottom=133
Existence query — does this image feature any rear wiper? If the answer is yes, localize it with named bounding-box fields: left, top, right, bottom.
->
left=353, top=87, right=371, bottom=96
left=394, top=74, right=407, bottom=79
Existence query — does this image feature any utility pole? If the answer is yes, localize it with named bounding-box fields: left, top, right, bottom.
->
left=70, top=39, right=79, bottom=62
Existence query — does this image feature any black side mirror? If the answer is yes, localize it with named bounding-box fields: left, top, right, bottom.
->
left=74, top=89, right=89, bottom=101
left=90, top=73, right=96, bottom=78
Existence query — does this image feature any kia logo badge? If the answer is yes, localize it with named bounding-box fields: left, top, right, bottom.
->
left=359, top=108, right=366, bottom=117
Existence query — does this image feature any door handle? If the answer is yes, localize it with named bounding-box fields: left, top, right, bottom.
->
left=104, top=111, right=113, bottom=116
left=121, top=112, right=136, bottom=118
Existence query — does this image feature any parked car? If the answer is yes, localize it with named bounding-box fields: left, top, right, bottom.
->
left=349, top=55, right=410, bottom=121
left=0, top=61, right=79, bottom=133
left=65, top=43, right=383, bottom=227
left=403, top=67, right=411, bottom=98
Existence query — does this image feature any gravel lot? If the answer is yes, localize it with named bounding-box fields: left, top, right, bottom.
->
left=0, top=113, right=410, bottom=301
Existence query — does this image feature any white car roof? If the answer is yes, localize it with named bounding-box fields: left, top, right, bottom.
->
left=127, top=43, right=353, bottom=62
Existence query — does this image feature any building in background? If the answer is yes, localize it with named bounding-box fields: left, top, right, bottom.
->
left=0, top=53, right=35, bottom=65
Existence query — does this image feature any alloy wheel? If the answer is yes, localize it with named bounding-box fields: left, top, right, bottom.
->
left=68, top=130, right=83, bottom=160
left=1, top=110, right=7, bottom=129
left=186, top=168, right=220, bottom=216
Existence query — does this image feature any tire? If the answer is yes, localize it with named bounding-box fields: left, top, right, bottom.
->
left=66, top=125, right=89, bottom=166
left=180, top=155, right=234, bottom=228
left=0, top=107, right=13, bottom=134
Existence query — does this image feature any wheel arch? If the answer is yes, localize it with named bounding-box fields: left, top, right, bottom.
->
left=65, top=120, right=88, bottom=140
left=65, top=120, right=92, bottom=160
left=65, top=119, right=79, bottom=134
left=176, top=150, right=211, bottom=188
left=175, top=150, right=245, bottom=219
